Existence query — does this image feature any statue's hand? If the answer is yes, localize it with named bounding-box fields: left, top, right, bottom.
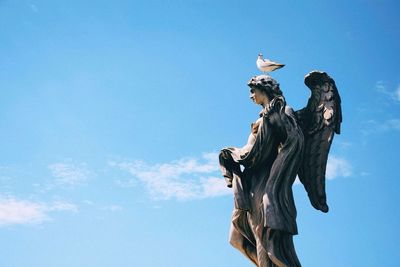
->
left=225, top=177, right=233, bottom=188
left=240, top=151, right=249, bottom=159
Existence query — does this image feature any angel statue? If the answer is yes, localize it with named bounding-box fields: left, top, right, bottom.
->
left=219, top=71, right=342, bottom=267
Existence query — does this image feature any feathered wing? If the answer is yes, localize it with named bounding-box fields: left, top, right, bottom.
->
left=295, top=71, right=342, bottom=213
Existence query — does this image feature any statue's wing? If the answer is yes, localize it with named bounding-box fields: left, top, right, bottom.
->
left=295, top=71, right=342, bottom=213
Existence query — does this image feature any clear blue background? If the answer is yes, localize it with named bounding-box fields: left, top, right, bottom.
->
left=0, top=0, right=399, bottom=266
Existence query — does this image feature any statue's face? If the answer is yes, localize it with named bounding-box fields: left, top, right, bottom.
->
left=250, top=87, right=268, bottom=105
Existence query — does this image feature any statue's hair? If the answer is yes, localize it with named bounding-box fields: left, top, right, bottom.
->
left=247, top=75, right=283, bottom=100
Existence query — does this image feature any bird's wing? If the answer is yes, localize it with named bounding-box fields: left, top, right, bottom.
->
left=295, top=71, right=342, bottom=213
left=263, top=59, right=284, bottom=66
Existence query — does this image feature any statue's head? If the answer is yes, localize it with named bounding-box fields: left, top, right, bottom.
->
left=247, top=75, right=282, bottom=102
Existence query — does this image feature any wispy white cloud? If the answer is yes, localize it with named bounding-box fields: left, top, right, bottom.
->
left=382, top=119, right=400, bottom=131
left=335, top=141, right=352, bottom=150
left=48, top=163, right=89, bottom=186
left=114, top=178, right=137, bottom=188
left=362, top=119, right=400, bottom=135
left=101, top=205, right=123, bottom=212
left=0, top=197, right=77, bottom=226
left=0, top=198, right=46, bottom=226
left=83, top=200, right=95, bottom=206
left=395, top=85, right=400, bottom=101
left=376, top=81, right=400, bottom=102
left=109, top=152, right=230, bottom=200
left=326, top=156, right=352, bottom=179
left=200, top=176, right=231, bottom=197
left=47, top=201, right=78, bottom=213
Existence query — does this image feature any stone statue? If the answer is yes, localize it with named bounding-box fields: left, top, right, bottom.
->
left=219, top=71, right=342, bottom=266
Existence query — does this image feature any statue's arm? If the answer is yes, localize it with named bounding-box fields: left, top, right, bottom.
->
left=239, top=124, right=258, bottom=159
left=219, top=118, right=261, bottom=187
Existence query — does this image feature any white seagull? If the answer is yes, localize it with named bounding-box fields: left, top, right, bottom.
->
left=256, top=53, right=285, bottom=73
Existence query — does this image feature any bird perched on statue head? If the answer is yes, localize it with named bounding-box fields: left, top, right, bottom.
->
left=256, top=53, right=285, bottom=74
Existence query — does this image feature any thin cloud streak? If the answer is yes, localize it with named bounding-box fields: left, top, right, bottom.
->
left=395, top=86, right=400, bottom=101
left=48, top=163, right=89, bottom=186
left=376, top=81, right=400, bottom=102
left=361, top=119, right=400, bottom=136
left=326, top=155, right=352, bottom=180
left=101, top=205, right=123, bottom=212
left=109, top=152, right=230, bottom=200
left=0, top=198, right=77, bottom=226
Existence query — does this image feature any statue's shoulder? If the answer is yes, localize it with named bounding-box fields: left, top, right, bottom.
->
left=262, top=96, right=286, bottom=118
left=270, top=96, right=286, bottom=112
left=284, top=105, right=296, bottom=117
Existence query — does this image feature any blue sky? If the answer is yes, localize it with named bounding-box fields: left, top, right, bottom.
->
left=0, top=0, right=399, bottom=266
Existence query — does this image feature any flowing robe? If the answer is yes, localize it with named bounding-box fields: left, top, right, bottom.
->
left=219, top=97, right=304, bottom=267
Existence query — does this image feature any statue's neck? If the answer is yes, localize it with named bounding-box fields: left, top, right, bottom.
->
left=261, top=99, right=270, bottom=108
